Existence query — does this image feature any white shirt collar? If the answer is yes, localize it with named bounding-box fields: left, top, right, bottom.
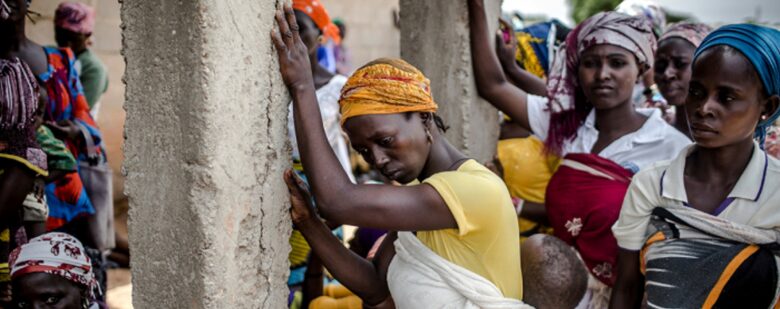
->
left=582, top=108, right=667, bottom=145
left=661, top=141, right=769, bottom=203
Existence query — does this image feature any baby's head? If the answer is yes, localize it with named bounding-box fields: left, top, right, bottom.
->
left=521, top=234, right=588, bottom=309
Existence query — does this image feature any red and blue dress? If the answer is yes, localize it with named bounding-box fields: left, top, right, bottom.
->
left=39, top=47, right=105, bottom=230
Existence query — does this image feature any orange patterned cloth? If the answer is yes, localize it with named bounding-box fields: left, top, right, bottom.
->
left=292, top=0, right=341, bottom=44
left=339, top=58, right=438, bottom=125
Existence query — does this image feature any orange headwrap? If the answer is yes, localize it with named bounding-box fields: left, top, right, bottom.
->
left=339, top=58, right=438, bottom=125
left=292, top=0, right=341, bottom=44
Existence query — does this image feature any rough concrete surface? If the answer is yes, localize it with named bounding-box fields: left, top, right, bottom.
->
left=122, top=0, right=291, bottom=307
left=400, top=0, right=502, bottom=163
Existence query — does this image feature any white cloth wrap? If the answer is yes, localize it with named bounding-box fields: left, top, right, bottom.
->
left=387, top=231, right=532, bottom=309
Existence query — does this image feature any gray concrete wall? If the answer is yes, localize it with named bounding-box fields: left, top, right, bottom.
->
left=400, top=0, right=502, bottom=163
left=122, top=0, right=291, bottom=307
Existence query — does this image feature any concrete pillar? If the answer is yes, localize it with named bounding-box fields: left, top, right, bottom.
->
left=399, top=0, right=503, bottom=163
left=122, top=1, right=290, bottom=308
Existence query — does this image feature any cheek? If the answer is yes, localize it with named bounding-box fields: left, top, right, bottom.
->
left=684, top=96, right=702, bottom=116
left=619, top=66, right=638, bottom=84
left=617, top=68, right=639, bottom=92
left=679, top=68, right=692, bottom=84
left=299, top=30, right=320, bottom=50
left=726, top=103, right=763, bottom=130
left=395, top=134, right=428, bottom=166
left=577, top=67, right=594, bottom=87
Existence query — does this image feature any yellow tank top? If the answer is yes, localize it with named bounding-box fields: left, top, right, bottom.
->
left=416, top=160, right=523, bottom=300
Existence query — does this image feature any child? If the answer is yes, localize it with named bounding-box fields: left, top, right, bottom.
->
left=521, top=234, right=588, bottom=309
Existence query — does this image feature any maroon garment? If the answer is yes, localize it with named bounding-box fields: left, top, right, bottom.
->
left=545, top=153, right=633, bottom=286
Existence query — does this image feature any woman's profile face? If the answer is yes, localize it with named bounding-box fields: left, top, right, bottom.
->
left=578, top=44, right=640, bottom=110
left=654, top=38, right=696, bottom=106
left=343, top=112, right=431, bottom=184
left=293, top=10, right=321, bottom=57
left=13, top=273, right=84, bottom=309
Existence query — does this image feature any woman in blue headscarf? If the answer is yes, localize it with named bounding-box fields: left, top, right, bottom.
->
left=611, top=24, right=780, bottom=308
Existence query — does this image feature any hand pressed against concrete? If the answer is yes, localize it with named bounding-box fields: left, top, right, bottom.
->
left=281, top=169, right=396, bottom=308
left=272, top=6, right=457, bottom=232
left=283, top=169, right=316, bottom=226
left=270, top=5, right=314, bottom=91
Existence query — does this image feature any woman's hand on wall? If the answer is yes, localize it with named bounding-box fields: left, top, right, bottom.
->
left=271, top=5, right=314, bottom=93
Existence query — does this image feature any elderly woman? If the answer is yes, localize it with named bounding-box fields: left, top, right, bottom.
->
left=469, top=0, right=690, bottom=306
left=10, top=232, right=98, bottom=309
left=612, top=24, right=780, bottom=309
left=653, top=22, right=713, bottom=136
left=272, top=5, right=527, bottom=308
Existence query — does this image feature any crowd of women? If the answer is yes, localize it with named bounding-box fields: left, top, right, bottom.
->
left=2, top=0, right=780, bottom=308
left=272, top=0, right=780, bottom=308
left=0, top=0, right=112, bottom=308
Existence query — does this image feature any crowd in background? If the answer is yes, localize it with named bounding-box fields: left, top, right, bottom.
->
left=1, top=1, right=114, bottom=308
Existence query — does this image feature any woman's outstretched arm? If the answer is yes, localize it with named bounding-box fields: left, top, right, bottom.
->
left=495, top=19, right=548, bottom=96
left=468, top=0, right=532, bottom=130
left=284, top=170, right=394, bottom=307
left=271, top=6, right=456, bottom=232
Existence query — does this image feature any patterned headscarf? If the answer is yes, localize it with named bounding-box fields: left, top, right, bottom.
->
left=292, top=0, right=341, bottom=44
left=339, top=58, right=437, bottom=125
left=660, top=22, right=712, bottom=48
left=0, top=58, right=46, bottom=174
left=615, top=0, right=666, bottom=38
left=54, top=2, right=95, bottom=35
left=544, top=12, right=656, bottom=154
left=694, top=24, right=780, bottom=147
left=9, top=233, right=97, bottom=297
